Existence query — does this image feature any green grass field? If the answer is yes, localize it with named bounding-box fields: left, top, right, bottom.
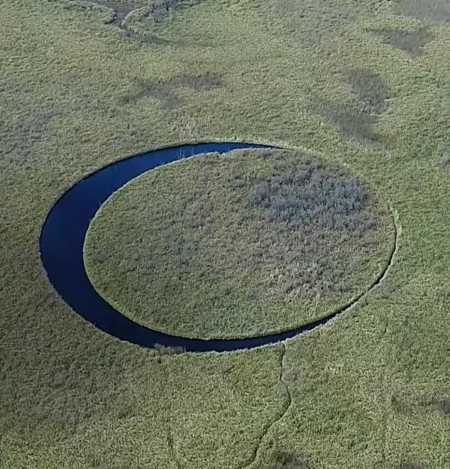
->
left=1, top=0, right=450, bottom=468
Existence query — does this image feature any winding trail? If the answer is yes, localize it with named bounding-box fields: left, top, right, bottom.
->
left=241, top=344, right=293, bottom=469
left=40, top=142, right=399, bottom=352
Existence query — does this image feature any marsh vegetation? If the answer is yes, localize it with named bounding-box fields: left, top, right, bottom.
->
left=2, top=0, right=450, bottom=467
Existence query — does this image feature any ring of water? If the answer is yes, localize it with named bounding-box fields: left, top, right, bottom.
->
left=40, top=142, right=397, bottom=352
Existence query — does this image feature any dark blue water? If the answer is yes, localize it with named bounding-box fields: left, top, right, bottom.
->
left=40, top=142, right=393, bottom=352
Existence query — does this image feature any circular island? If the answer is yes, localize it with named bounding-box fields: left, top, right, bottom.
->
left=83, top=147, right=395, bottom=341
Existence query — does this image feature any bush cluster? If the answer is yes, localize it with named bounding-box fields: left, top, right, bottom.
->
left=250, top=156, right=372, bottom=237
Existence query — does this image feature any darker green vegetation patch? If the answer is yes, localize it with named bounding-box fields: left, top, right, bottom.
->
left=122, top=73, right=222, bottom=108
left=84, top=149, right=394, bottom=340
left=398, top=0, right=450, bottom=25
left=347, top=68, right=390, bottom=116
left=396, top=463, right=427, bottom=469
left=440, top=154, right=450, bottom=172
left=318, top=105, right=377, bottom=142
left=432, top=397, right=450, bottom=415
left=318, top=69, right=390, bottom=143
left=375, top=28, right=432, bottom=56
left=391, top=393, right=450, bottom=417
left=269, top=450, right=311, bottom=468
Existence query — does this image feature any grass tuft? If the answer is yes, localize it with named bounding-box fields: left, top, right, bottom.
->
left=269, top=450, right=311, bottom=469
left=51, top=371, right=80, bottom=388
left=153, top=344, right=187, bottom=355
left=440, top=154, right=450, bottom=172
left=397, top=463, right=426, bottom=469
left=431, top=397, right=450, bottom=415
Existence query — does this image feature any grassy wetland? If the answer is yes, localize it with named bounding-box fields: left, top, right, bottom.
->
left=1, top=0, right=450, bottom=468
